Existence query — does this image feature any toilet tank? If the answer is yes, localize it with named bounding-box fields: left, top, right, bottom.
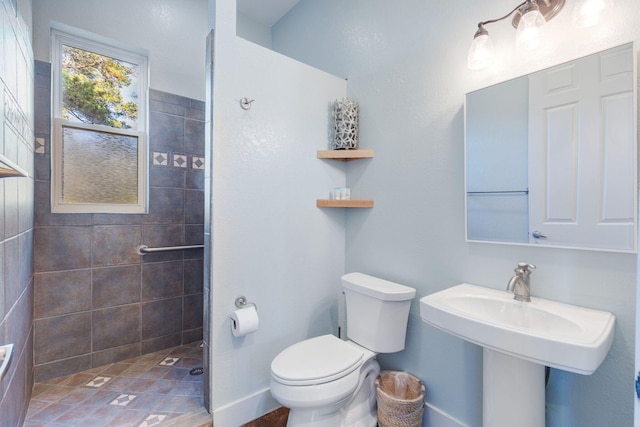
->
left=342, top=272, right=416, bottom=353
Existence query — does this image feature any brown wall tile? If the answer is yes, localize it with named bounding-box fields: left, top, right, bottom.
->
left=93, top=265, right=141, bottom=309
left=34, top=355, right=93, bottom=383
left=142, top=261, right=183, bottom=301
left=34, top=269, right=92, bottom=318
left=149, top=112, right=184, bottom=152
left=34, top=313, right=91, bottom=364
left=34, top=227, right=92, bottom=272
left=92, top=226, right=142, bottom=267
left=93, top=305, right=141, bottom=351
left=185, top=189, right=204, bottom=225
left=184, top=259, right=203, bottom=295
left=141, top=332, right=182, bottom=354
left=144, top=187, right=185, bottom=225
left=185, top=225, right=204, bottom=247
left=142, top=297, right=182, bottom=339
left=184, top=119, right=205, bottom=155
left=92, top=342, right=141, bottom=368
left=183, top=328, right=203, bottom=344
left=183, top=294, right=203, bottom=330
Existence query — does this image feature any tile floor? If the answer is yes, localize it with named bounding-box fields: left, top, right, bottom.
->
left=24, top=341, right=206, bottom=427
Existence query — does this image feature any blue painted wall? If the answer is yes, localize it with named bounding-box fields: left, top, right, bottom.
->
left=272, top=1, right=639, bottom=425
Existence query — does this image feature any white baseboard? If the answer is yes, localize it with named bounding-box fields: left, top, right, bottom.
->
left=424, top=402, right=470, bottom=427
left=212, top=388, right=468, bottom=427
left=212, top=387, right=280, bottom=427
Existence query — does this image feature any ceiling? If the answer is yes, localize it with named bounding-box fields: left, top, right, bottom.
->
left=236, top=0, right=301, bottom=27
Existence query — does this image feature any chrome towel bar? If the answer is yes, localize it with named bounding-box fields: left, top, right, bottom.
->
left=136, top=244, right=204, bottom=255
left=466, top=190, right=529, bottom=195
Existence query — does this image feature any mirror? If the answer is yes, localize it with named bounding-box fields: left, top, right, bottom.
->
left=465, top=43, right=636, bottom=252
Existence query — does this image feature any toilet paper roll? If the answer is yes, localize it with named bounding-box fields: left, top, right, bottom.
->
left=230, top=306, right=259, bottom=337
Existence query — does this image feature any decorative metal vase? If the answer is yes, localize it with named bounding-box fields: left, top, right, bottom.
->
left=332, top=98, right=359, bottom=150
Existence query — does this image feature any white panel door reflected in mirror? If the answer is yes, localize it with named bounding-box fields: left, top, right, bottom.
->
left=465, top=43, right=636, bottom=252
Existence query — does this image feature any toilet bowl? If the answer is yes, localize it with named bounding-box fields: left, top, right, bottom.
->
left=271, top=335, right=379, bottom=426
left=270, top=273, right=416, bottom=426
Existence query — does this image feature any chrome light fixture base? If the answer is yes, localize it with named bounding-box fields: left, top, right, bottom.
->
left=512, top=0, right=566, bottom=28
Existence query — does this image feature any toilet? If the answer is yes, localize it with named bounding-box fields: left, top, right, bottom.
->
left=270, top=272, right=416, bottom=426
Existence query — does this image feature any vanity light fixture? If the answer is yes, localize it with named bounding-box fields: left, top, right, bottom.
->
left=467, top=24, right=494, bottom=70
left=468, top=0, right=565, bottom=70
left=515, top=0, right=548, bottom=50
left=572, top=0, right=614, bottom=28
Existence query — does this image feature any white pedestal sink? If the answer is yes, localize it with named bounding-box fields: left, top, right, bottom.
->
left=420, top=283, right=615, bottom=427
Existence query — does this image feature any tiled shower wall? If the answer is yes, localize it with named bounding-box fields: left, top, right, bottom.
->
left=0, top=0, right=35, bottom=425
left=33, top=59, right=205, bottom=382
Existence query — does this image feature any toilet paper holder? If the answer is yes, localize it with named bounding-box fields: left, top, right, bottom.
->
left=235, top=296, right=257, bottom=311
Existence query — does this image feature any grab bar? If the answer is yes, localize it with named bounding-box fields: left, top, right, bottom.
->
left=136, top=244, right=204, bottom=255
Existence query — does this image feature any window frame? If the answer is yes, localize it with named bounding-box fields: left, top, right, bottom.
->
left=50, top=25, right=149, bottom=214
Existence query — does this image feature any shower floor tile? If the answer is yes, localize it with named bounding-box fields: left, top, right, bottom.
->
left=26, top=341, right=207, bottom=427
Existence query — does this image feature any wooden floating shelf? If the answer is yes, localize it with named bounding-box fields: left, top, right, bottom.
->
left=317, top=149, right=375, bottom=161
left=316, top=199, right=374, bottom=208
left=317, top=149, right=374, bottom=208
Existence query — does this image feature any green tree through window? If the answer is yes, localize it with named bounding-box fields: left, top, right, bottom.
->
left=52, top=27, right=148, bottom=213
left=62, top=46, right=139, bottom=129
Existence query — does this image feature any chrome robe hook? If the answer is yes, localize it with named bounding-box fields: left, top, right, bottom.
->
left=240, top=97, right=254, bottom=110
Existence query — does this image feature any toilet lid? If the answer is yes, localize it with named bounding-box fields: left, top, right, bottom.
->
left=271, top=335, right=364, bottom=386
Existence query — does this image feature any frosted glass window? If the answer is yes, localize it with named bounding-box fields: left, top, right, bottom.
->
left=61, top=125, right=139, bottom=204
left=51, top=25, right=148, bottom=213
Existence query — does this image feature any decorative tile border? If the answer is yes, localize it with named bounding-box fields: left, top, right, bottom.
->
left=192, top=156, right=205, bottom=170
left=173, top=154, right=187, bottom=168
left=153, top=151, right=168, bottom=166
left=153, top=151, right=204, bottom=170
left=35, top=137, right=46, bottom=154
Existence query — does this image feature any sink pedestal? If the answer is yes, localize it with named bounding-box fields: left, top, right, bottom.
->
left=421, top=283, right=615, bottom=427
left=483, top=349, right=545, bottom=427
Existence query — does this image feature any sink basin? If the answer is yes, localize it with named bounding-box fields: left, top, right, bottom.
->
left=420, top=283, right=615, bottom=375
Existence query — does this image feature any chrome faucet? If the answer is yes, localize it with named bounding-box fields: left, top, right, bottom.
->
left=506, top=262, right=536, bottom=302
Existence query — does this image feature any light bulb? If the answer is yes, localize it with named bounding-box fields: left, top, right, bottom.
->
left=468, top=26, right=494, bottom=70
left=516, top=2, right=547, bottom=51
left=572, top=0, right=613, bottom=28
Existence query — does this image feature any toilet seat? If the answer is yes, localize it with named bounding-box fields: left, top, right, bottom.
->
left=271, top=335, right=364, bottom=386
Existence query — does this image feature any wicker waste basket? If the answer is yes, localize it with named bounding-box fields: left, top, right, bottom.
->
left=376, top=371, right=425, bottom=427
